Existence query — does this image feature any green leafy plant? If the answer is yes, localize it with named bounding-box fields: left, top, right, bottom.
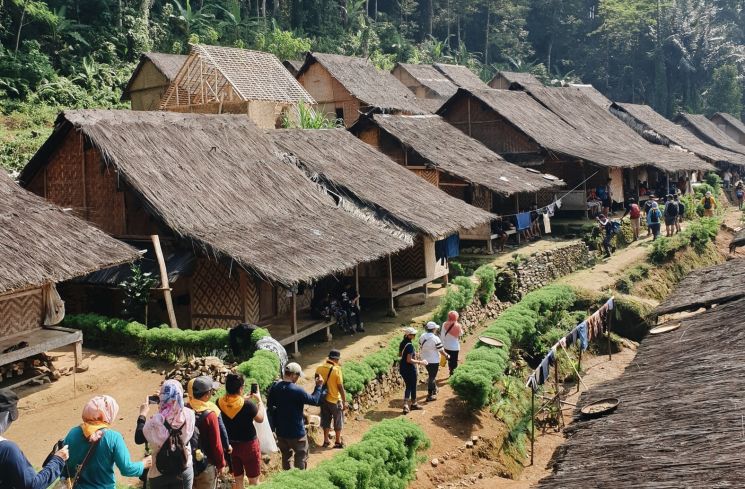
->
left=432, top=276, right=477, bottom=324
left=281, top=100, right=341, bottom=129
left=474, top=264, right=497, bottom=305
left=119, top=264, right=158, bottom=324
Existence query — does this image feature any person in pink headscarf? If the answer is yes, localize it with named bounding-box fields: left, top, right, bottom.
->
left=62, top=395, right=150, bottom=489
left=141, top=380, right=196, bottom=489
left=440, top=311, right=463, bottom=376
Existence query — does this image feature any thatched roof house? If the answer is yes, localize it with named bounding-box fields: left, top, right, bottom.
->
left=0, top=170, right=137, bottom=370
left=282, top=59, right=304, bottom=77
left=709, top=112, right=745, bottom=145
left=567, top=84, right=612, bottom=109
left=654, top=259, right=745, bottom=316
left=296, top=52, right=425, bottom=126
left=391, top=63, right=457, bottom=113
left=488, top=70, right=542, bottom=89
left=676, top=112, right=745, bottom=156
left=159, top=44, right=314, bottom=128
left=270, top=127, right=491, bottom=307
left=432, top=63, right=489, bottom=91
left=538, top=263, right=745, bottom=488
left=20, top=110, right=414, bottom=341
left=122, top=52, right=188, bottom=110
left=611, top=103, right=745, bottom=168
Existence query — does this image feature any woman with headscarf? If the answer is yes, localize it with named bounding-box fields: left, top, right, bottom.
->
left=646, top=201, right=662, bottom=241
left=399, top=327, right=427, bottom=414
left=63, top=395, right=150, bottom=489
left=0, top=388, right=69, bottom=489
left=440, top=311, right=463, bottom=376
left=142, top=380, right=195, bottom=489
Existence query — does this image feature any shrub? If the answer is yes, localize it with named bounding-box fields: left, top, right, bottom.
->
left=341, top=335, right=402, bottom=396
left=259, top=418, right=428, bottom=489
left=474, top=265, right=497, bottom=305
left=236, top=349, right=281, bottom=392
left=432, top=276, right=477, bottom=323
left=704, top=172, right=722, bottom=194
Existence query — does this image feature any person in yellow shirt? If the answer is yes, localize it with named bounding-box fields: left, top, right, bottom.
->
left=314, top=350, right=346, bottom=449
left=701, top=191, right=717, bottom=217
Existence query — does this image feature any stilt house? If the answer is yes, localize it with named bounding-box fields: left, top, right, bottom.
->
left=159, top=44, right=315, bottom=129
left=676, top=113, right=745, bottom=156
left=0, top=171, right=137, bottom=375
left=121, top=52, right=188, bottom=110
left=295, top=52, right=425, bottom=126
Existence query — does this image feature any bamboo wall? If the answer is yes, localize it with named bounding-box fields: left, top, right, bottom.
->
left=128, top=61, right=170, bottom=111
left=391, top=66, right=428, bottom=99
left=0, top=288, right=44, bottom=339
left=297, top=62, right=361, bottom=127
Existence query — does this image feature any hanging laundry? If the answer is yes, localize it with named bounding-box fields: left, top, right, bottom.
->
left=543, top=213, right=552, bottom=234
left=555, top=198, right=562, bottom=209
left=547, top=203, right=556, bottom=217
left=526, top=373, right=537, bottom=391
left=558, top=336, right=567, bottom=348
left=435, top=234, right=460, bottom=265
left=578, top=321, right=588, bottom=350
left=516, top=212, right=532, bottom=231
left=564, top=328, right=576, bottom=347
left=606, top=298, right=614, bottom=310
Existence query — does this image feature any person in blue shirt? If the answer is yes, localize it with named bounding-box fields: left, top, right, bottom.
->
left=0, top=388, right=69, bottom=489
left=266, top=362, right=323, bottom=471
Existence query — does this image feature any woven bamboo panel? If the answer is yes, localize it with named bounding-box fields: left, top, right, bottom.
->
left=85, top=147, right=126, bottom=234
left=244, top=277, right=260, bottom=323
left=411, top=169, right=439, bottom=187
left=45, top=132, right=85, bottom=212
left=191, top=258, right=242, bottom=330
left=392, top=238, right=425, bottom=279
left=277, top=286, right=290, bottom=315
left=441, top=184, right=466, bottom=201
left=0, top=289, right=43, bottom=338
left=472, top=185, right=491, bottom=210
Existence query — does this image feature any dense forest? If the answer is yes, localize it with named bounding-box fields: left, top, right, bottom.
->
left=1, top=0, right=744, bottom=170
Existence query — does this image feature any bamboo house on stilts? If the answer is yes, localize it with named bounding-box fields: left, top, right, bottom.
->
left=0, top=171, right=137, bottom=378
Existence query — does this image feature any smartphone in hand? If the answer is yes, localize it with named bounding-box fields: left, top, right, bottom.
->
left=148, top=395, right=160, bottom=404
left=250, top=383, right=259, bottom=395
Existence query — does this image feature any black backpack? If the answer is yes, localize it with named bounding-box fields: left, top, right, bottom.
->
left=665, top=202, right=679, bottom=217
left=156, top=411, right=209, bottom=476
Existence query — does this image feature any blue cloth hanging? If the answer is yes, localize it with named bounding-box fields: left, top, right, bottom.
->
left=578, top=321, right=589, bottom=351
left=516, top=212, right=532, bottom=231
left=435, top=234, right=460, bottom=264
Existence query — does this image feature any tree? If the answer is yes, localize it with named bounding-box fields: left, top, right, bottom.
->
left=705, top=64, right=743, bottom=117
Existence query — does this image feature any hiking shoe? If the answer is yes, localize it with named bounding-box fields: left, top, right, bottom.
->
left=403, top=404, right=410, bottom=414
left=410, top=403, right=423, bottom=410
left=333, top=442, right=345, bottom=449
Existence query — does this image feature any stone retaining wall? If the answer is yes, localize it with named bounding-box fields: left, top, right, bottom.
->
left=511, top=242, right=592, bottom=297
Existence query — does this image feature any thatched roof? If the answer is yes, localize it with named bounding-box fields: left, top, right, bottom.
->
left=490, top=70, right=543, bottom=88
left=522, top=86, right=714, bottom=172
left=282, top=59, right=304, bottom=77
left=393, top=63, right=458, bottom=99
left=0, top=171, right=138, bottom=295
left=355, top=114, right=562, bottom=196
left=298, top=53, right=425, bottom=114
left=180, top=44, right=314, bottom=104
left=653, top=259, right=745, bottom=316
left=121, top=52, right=188, bottom=101
left=677, top=112, right=745, bottom=156
left=612, top=103, right=745, bottom=167
left=537, top=295, right=745, bottom=488
left=567, top=84, right=612, bottom=109
left=433, top=63, right=489, bottom=91
left=269, top=128, right=493, bottom=238
left=22, top=110, right=412, bottom=287
left=711, top=112, right=745, bottom=139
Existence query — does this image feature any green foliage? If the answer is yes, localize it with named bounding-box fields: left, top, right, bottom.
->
left=450, top=285, right=576, bottom=409
left=474, top=264, right=496, bottom=305
left=62, top=313, right=270, bottom=361
left=119, top=264, right=158, bottom=324
left=432, top=276, right=477, bottom=324
left=649, top=216, right=720, bottom=264
left=281, top=100, right=340, bottom=129
left=260, top=418, right=428, bottom=489
left=236, top=349, right=280, bottom=392
left=703, top=172, right=722, bottom=195
left=341, top=335, right=401, bottom=396
left=705, top=65, right=743, bottom=117
left=255, top=22, right=312, bottom=61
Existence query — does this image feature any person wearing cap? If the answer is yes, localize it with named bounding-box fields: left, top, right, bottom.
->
left=399, top=327, right=428, bottom=414
left=674, top=194, right=685, bottom=234
left=419, top=322, right=448, bottom=402
left=267, top=362, right=324, bottom=470
left=597, top=214, right=613, bottom=257
left=217, top=373, right=264, bottom=487
left=0, top=388, right=69, bottom=489
left=646, top=201, right=662, bottom=241
left=622, top=198, right=641, bottom=241
left=643, top=195, right=657, bottom=238
left=187, top=376, right=226, bottom=489
left=314, top=350, right=346, bottom=449
left=701, top=191, right=717, bottom=217
left=663, top=194, right=679, bottom=237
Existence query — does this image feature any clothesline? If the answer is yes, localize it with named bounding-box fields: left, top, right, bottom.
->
left=525, top=297, right=614, bottom=391
left=496, top=170, right=601, bottom=220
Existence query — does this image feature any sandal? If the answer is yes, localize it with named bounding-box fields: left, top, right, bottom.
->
left=333, top=442, right=345, bottom=449
left=410, top=403, right=423, bottom=410
left=322, top=441, right=332, bottom=448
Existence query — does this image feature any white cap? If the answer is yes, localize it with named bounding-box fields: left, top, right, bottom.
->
left=425, top=321, right=439, bottom=331
left=284, top=362, right=303, bottom=376
left=403, top=327, right=417, bottom=335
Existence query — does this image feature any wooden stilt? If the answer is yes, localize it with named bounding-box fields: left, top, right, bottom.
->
left=291, top=291, right=298, bottom=355
left=577, top=344, right=582, bottom=393
left=151, top=234, right=178, bottom=328
left=530, top=388, right=535, bottom=466
left=554, top=354, right=563, bottom=428
left=607, top=302, right=613, bottom=361
left=387, top=254, right=397, bottom=317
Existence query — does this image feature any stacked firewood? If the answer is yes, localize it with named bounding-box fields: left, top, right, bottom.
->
left=165, top=356, right=236, bottom=388
left=0, top=353, right=70, bottom=383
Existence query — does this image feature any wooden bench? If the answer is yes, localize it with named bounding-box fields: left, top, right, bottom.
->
left=460, top=229, right=518, bottom=253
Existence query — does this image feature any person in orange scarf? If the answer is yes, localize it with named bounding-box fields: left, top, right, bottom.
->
left=62, top=395, right=150, bottom=489
left=185, top=377, right=226, bottom=489
left=217, top=373, right=265, bottom=487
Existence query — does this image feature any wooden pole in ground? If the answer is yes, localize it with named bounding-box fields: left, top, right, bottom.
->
left=387, top=254, right=396, bottom=317
left=577, top=343, right=582, bottom=393
left=607, top=302, right=613, bottom=361
left=291, top=291, right=298, bottom=355
left=530, top=388, right=535, bottom=466
left=554, top=354, right=562, bottom=428
left=151, top=234, right=178, bottom=328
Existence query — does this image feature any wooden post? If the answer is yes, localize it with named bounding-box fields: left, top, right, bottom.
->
left=530, top=387, right=535, bottom=466
left=582, top=162, right=589, bottom=219
left=515, top=193, right=521, bottom=244
left=354, top=265, right=360, bottom=296
left=607, top=302, right=613, bottom=361
left=151, top=234, right=178, bottom=328
left=387, top=254, right=397, bottom=317
left=80, top=134, right=87, bottom=220
left=291, top=291, right=298, bottom=355
left=467, top=97, right=472, bottom=136
left=554, top=353, right=562, bottom=428
left=577, top=343, right=582, bottom=393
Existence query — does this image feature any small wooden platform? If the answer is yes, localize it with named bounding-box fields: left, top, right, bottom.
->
left=0, top=326, right=82, bottom=368
left=259, top=315, right=332, bottom=350
left=461, top=229, right=518, bottom=253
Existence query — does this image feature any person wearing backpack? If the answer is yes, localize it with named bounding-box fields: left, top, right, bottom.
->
left=597, top=214, right=614, bottom=257
left=314, top=350, right=346, bottom=449
left=217, top=373, right=264, bottom=487
left=63, top=395, right=150, bottom=489
left=622, top=198, right=641, bottom=241
left=140, top=380, right=195, bottom=489
left=663, top=194, right=679, bottom=237
left=646, top=201, right=662, bottom=241
left=675, top=194, right=685, bottom=234
left=419, top=322, right=448, bottom=402
left=701, top=191, right=717, bottom=217
left=186, top=377, right=225, bottom=489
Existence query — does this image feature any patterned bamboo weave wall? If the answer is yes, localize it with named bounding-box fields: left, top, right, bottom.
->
left=243, top=276, right=260, bottom=324
left=472, top=185, right=491, bottom=210
left=392, top=237, right=425, bottom=279
left=191, top=258, right=242, bottom=329
left=0, top=289, right=43, bottom=338
left=411, top=169, right=439, bottom=186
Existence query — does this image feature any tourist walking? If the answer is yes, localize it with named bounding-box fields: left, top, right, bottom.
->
left=440, top=311, right=463, bottom=376
left=140, top=380, right=195, bottom=489
left=723, top=169, right=732, bottom=189
left=63, top=395, right=150, bottom=489
left=185, top=378, right=230, bottom=463
left=217, top=373, right=264, bottom=487
left=664, top=194, right=679, bottom=237
left=315, top=350, right=346, bottom=449
left=701, top=191, right=717, bottom=217
left=186, top=377, right=226, bottom=489
left=647, top=201, right=662, bottom=240
left=597, top=214, right=614, bottom=257
left=622, top=198, right=641, bottom=241
left=0, top=388, right=69, bottom=489
left=643, top=194, right=657, bottom=237
left=400, top=327, right=427, bottom=414
left=675, top=194, right=685, bottom=234
left=419, top=322, right=447, bottom=402
left=266, top=363, right=324, bottom=470
left=736, top=181, right=744, bottom=210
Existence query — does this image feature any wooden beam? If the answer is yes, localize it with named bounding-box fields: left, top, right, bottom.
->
left=291, top=291, right=298, bottom=355
left=151, top=234, right=178, bottom=328
left=387, top=254, right=397, bottom=317
left=80, top=134, right=87, bottom=219
left=239, top=270, right=248, bottom=323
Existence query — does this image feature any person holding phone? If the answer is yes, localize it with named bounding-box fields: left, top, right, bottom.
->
left=0, top=388, right=69, bottom=489
left=217, top=373, right=264, bottom=488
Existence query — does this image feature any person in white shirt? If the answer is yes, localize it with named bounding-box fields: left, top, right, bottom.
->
left=440, top=311, right=463, bottom=376
left=419, top=322, right=448, bottom=402
left=723, top=169, right=732, bottom=189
